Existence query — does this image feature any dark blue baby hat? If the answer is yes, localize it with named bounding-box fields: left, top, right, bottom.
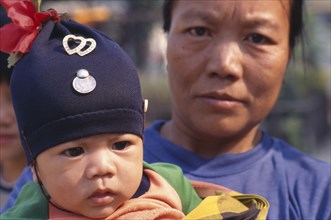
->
left=10, top=18, right=145, bottom=164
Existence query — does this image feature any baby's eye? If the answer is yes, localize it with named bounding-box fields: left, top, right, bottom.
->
left=246, top=33, right=270, bottom=44
left=112, top=141, right=129, bottom=151
left=63, top=147, right=85, bottom=157
left=189, top=27, right=210, bottom=37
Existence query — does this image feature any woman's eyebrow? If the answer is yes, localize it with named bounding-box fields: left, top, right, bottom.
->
left=178, top=10, right=281, bottom=31
left=178, top=9, right=218, bottom=24
left=242, top=16, right=281, bottom=31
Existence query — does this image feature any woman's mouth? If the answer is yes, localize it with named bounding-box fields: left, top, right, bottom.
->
left=198, top=92, right=245, bottom=110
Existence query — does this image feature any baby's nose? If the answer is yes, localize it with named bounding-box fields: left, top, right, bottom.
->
left=85, top=150, right=116, bottom=179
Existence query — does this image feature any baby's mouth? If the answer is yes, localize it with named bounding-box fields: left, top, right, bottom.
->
left=88, top=190, right=115, bottom=205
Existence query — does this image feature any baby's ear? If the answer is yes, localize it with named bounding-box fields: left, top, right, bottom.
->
left=30, top=166, right=38, bottom=182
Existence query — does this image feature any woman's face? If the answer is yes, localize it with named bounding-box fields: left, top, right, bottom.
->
left=35, top=133, right=143, bottom=218
left=166, top=0, right=290, bottom=147
left=0, top=82, right=23, bottom=162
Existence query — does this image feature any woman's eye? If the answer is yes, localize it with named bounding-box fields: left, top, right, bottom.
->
left=246, top=33, right=270, bottom=44
left=112, top=141, right=129, bottom=151
left=189, top=27, right=209, bottom=37
left=63, top=147, right=85, bottom=157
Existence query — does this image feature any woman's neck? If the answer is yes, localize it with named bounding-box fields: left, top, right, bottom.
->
left=161, top=121, right=262, bottom=158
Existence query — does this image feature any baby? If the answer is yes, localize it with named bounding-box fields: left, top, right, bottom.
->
left=0, top=1, right=200, bottom=219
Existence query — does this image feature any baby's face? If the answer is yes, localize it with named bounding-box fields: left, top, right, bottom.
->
left=35, top=133, right=143, bottom=218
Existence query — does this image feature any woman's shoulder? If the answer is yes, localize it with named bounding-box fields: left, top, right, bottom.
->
left=267, top=134, right=330, bottom=198
left=267, top=135, right=331, bottom=219
left=268, top=134, right=330, bottom=172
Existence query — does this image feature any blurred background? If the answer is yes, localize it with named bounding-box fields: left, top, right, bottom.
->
left=39, top=0, right=330, bottom=163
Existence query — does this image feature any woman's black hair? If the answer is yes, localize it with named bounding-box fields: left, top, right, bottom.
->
left=162, top=0, right=304, bottom=51
left=162, top=0, right=173, bottom=34
left=0, top=52, right=12, bottom=83
left=0, top=4, right=13, bottom=83
left=289, top=0, right=304, bottom=50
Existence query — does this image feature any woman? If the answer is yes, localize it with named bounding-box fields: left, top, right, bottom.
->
left=144, top=1, right=330, bottom=219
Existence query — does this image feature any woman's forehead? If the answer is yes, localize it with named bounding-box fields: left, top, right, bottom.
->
left=171, top=0, right=291, bottom=32
left=172, top=0, right=291, bottom=19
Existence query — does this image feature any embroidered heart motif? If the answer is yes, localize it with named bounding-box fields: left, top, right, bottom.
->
left=63, top=34, right=96, bottom=56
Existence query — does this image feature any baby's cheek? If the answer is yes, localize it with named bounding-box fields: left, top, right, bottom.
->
left=45, top=177, right=71, bottom=197
left=49, top=181, right=78, bottom=207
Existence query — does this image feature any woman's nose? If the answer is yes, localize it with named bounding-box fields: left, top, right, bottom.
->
left=85, top=149, right=117, bottom=179
left=205, top=39, right=243, bottom=80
